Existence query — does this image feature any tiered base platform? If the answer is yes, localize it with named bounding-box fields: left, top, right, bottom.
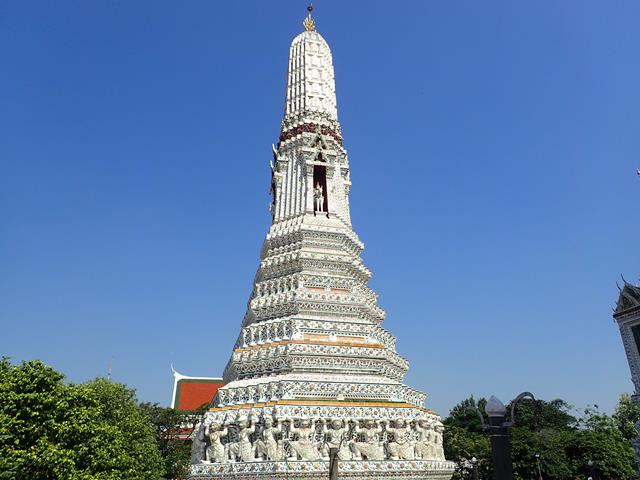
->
left=189, top=460, right=455, bottom=480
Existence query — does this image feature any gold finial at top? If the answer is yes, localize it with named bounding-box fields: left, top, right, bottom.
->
left=303, top=4, right=315, bottom=31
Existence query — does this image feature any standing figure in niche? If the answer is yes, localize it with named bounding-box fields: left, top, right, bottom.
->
left=432, top=424, right=445, bottom=461
left=351, top=419, right=385, bottom=460
left=413, top=419, right=433, bottom=460
left=314, top=183, right=324, bottom=212
left=288, top=418, right=321, bottom=460
left=320, top=418, right=352, bottom=460
left=254, top=416, right=284, bottom=461
left=385, top=419, right=415, bottom=460
left=205, top=421, right=229, bottom=463
left=190, top=419, right=207, bottom=464
left=227, top=416, right=256, bottom=462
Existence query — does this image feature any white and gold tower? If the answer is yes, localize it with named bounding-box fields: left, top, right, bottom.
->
left=189, top=7, right=455, bottom=480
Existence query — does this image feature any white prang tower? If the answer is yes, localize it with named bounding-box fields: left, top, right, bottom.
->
left=189, top=7, right=455, bottom=480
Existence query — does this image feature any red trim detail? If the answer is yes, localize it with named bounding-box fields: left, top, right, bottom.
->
left=278, top=123, right=342, bottom=146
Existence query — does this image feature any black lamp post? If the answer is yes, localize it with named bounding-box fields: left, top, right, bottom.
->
left=485, top=396, right=514, bottom=480
left=470, top=456, right=479, bottom=480
left=534, top=453, right=543, bottom=480
left=468, top=392, right=537, bottom=480
left=586, top=459, right=598, bottom=480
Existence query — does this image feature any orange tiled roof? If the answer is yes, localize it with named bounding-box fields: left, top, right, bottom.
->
left=171, top=370, right=224, bottom=411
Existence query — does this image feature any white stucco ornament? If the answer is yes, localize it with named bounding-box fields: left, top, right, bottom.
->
left=188, top=6, right=454, bottom=480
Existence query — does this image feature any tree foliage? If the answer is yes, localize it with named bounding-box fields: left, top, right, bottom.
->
left=445, top=396, right=488, bottom=434
left=508, top=398, right=576, bottom=432
left=443, top=423, right=492, bottom=480
left=140, top=402, right=206, bottom=480
left=444, top=395, right=637, bottom=480
left=0, top=358, right=164, bottom=480
left=4, top=357, right=637, bottom=480
left=613, top=393, right=640, bottom=441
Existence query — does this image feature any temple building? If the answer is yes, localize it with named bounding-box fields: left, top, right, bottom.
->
left=613, top=278, right=640, bottom=466
left=188, top=7, right=454, bottom=480
left=614, top=279, right=640, bottom=395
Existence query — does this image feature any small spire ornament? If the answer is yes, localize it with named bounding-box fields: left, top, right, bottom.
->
left=303, top=4, right=315, bottom=31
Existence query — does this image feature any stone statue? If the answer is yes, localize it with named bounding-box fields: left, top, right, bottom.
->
left=288, top=418, right=321, bottom=460
left=255, top=416, right=284, bottom=461
left=190, top=419, right=207, bottom=464
left=227, top=416, right=256, bottom=462
left=351, top=419, right=385, bottom=461
left=432, top=423, right=445, bottom=461
left=205, top=420, right=229, bottom=463
left=413, top=419, right=432, bottom=460
left=314, top=183, right=324, bottom=212
left=320, top=418, right=352, bottom=460
left=386, top=419, right=415, bottom=460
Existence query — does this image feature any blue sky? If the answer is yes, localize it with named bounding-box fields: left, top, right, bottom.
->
left=1, top=0, right=639, bottom=417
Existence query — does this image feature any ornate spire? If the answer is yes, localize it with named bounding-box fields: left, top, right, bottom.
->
left=284, top=6, right=337, bottom=124
left=303, top=4, right=315, bottom=31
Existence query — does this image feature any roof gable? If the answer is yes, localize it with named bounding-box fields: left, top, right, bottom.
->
left=615, top=282, right=640, bottom=316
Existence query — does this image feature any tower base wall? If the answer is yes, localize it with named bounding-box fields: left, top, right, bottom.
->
left=188, top=460, right=455, bottom=480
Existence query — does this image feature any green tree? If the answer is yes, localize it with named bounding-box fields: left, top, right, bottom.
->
left=509, top=427, right=573, bottom=480
left=443, top=423, right=491, bottom=480
left=446, top=396, right=488, bottom=434
left=443, top=394, right=637, bottom=480
left=567, top=429, right=635, bottom=480
left=613, top=393, right=640, bottom=441
left=569, top=404, right=636, bottom=480
left=0, top=358, right=165, bottom=480
left=444, top=397, right=492, bottom=479
left=80, top=378, right=165, bottom=479
left=140, top=403, right=207, bottom=480
left=508, top=398, right=576, bottom=432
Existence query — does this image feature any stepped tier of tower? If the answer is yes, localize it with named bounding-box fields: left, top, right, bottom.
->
left=215, top=215, right=421, bottom=410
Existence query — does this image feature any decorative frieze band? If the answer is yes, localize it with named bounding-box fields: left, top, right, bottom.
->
left=234, top=317, right=397, bottom=351
left=217, top=379, right=426, bottom=407
left=190, top=459, right=455, bottom=480
left=229, top=354, right=406, bottom=382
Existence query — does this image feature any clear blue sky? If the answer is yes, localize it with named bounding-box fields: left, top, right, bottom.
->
left=1, top=0, right=639, bottom=417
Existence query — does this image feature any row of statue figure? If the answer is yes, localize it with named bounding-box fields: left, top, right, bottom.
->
left=191, top=416, right=445, bottom=464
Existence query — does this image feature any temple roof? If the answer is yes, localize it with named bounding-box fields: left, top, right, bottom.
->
left=171, top=368, right=224, bottom=411
left=614, top=280, right=640, bottom=318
